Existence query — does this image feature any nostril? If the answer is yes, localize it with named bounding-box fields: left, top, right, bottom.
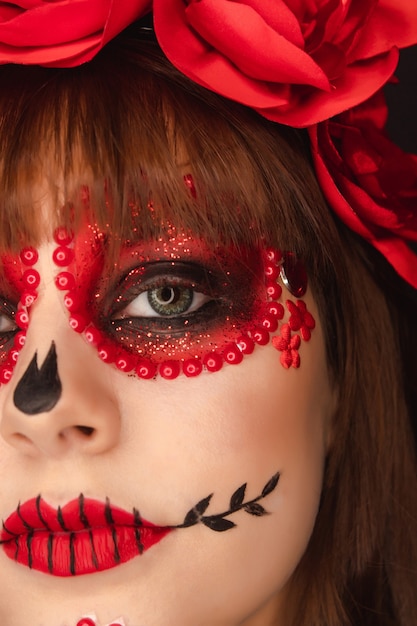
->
left=75, top=425, right=95, bottom=436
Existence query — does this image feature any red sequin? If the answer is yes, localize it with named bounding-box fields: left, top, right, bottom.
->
left=183, top=358, right=203, bottom=377
left=22, top=269, right=40, bottom=290
left=52, top=245, right=74, bottom=267
left=19, top=247, right=38, bottom=266
left=236, top=335, right=255, bottom=355
left=135, top=358, right=157, bottom=379
left=203, top=352, right=223, bottom=372
left=159, top=360, right=181, bottom=380
left=69, top=313, right=87, bottom=333
left=53, top=227, right=73, bottom=246
left=251, top=328, right=270, bottom=345
left=223, top=343, right=244, bottom=365
left=55, top=271, right=76, bottom=291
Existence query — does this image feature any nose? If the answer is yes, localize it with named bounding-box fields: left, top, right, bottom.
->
left=0, top=319, right=121, bottom=458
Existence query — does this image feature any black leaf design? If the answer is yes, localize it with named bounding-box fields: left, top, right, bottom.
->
left=230, top=483, right=246, bottom=510
left=244, top=503, right=267, bottom=516
left=182, top=509, right=198, bottom=527
left=202, top=517, right=236, bottom=532
left=182, top=494, right=213, bottom=527
left=261, top=472, right=280, bottom=498
left=194, top=494, right=213, bottom=515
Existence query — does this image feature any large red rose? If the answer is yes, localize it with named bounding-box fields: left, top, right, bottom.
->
left=154, top=0, right=417, bottom=126
left=309, top=90, right=417, bottom=288
left=0, top=0, right=151, bottom=67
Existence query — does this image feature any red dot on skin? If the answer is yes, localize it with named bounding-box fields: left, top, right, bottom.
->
left=22, top=269, right=40, bottom=289
left=84, top=326, right=102, bottom=345
left=115, top=354, right=136, bottom=372
left=53, top=227, right=73, bottom=246
left=159, top=360, right=181, bottom=380
left=20, top=290, right=38, bottom=308
left=0, top=366, right=13, bottom=384
left=69, top=313, right=87, bottom=333
left=265, top=281, right=282, bottom=300
left=15, top=310, right=29, bottom=329
left=7, top=349, right=19, bottom=364
left=55, top=271, right=76, bottom=291
left=203, top=352, right=223, bottom=372
left=64, top=291, right=81, bottom=312
left=261, top=314, right=278, bottom=333
left=135, top=358, right=157, bottom=379
left=183, top=358, right=203, bottom=377
left=13, top=331, right=26, bottom=348
left=98, top=343, right=116, bottom=364
left=264, top=263, right=279, bottom=280
left=52, top=246, right=74, bottom=267
left=19, top=247, right=38, bottom=266
left=223, top=343, right=244, bottom=365
left=236, top=335, right=255, bottom=355
left=251, top=328, right=270, bottom=345
left=265, top=302, right=284, bottom=319
left=264, top=248, right=282, bottom=264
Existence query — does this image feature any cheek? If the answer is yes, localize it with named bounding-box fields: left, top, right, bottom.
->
left=113, top=298, right=331, bottom=513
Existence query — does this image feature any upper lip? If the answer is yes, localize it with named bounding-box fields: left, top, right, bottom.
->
left=1, top=494, right=156, bottom=537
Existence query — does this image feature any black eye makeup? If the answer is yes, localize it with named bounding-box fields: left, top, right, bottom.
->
left=0, top=296, right=18, bottom=360
left=92, top=254, right=265, bottom=361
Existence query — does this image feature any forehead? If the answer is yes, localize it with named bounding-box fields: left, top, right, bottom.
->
left=0, top=59, right=314, bottom=256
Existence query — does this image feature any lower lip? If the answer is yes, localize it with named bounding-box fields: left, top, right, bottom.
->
left=2, top=524, right=172, bottom=576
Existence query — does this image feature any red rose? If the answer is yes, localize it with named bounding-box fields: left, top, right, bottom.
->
left=0, top=0, right=151, bottom=67
left=309, top=90, right=417, bottom=287
left=154, top=0, right=417, bottom=126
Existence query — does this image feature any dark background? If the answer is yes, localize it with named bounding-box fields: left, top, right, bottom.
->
left=385, top=45, right=417, bottom=154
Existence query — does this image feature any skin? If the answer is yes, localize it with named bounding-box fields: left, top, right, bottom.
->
left=0, top=196, right=335, bottom=626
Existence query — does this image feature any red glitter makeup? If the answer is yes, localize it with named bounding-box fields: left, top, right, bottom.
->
left=48, top=222, right=318, bottom=378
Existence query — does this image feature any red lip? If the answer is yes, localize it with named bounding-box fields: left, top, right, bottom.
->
left=0, top=495, right=172, bottom=576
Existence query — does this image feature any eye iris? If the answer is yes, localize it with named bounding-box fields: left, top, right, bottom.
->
left=148, top=286, right=193, bottom=316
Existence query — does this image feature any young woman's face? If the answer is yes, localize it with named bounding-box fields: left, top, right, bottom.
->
left=0, top=197, right=334, bottom=626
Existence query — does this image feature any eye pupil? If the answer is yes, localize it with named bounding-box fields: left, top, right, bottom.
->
left=156, top=287, right=176, bottom=305
left=148, top=286, right=193, bottom=316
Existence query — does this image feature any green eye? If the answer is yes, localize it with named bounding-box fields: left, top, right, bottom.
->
left=147, top=286, right=194, bottom=316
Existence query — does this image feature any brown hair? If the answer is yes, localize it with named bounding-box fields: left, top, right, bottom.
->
left=0, top=24, right=416, bottom=625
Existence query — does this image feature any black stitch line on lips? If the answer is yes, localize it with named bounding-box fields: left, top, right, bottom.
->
left=70, top=532, right=76, bottom=575
left=78, top=494, right=99, bottom=570
left=2, top=520, right=18, bottom=537
left=57, top=506, right=68, bottom=531
left=133, top=508, right=144, bottom=554
left=36, top=495, right=51, bottom=530
left=47, top=533, right=53, bottom=573
left=105, top=498, right=120, bottom=563
left=17, top=503, right=34, bottom=532
left=27, top=531, right=33, bottom=569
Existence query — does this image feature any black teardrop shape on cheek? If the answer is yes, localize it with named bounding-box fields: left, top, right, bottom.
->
left=13, top=342, right=62, bottom=415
